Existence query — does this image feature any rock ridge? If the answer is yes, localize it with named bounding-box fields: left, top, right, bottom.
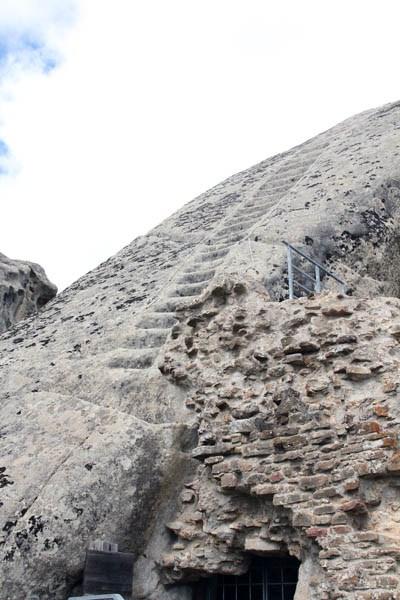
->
left=0, top=252, right=56, bottom=333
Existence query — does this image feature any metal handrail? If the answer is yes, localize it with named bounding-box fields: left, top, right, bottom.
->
left=283, top=241, right=347, bottom=300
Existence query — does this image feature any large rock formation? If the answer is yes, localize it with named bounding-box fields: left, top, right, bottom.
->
left=0, top=252, right=56, bottom=333
left=2, top=100, right=400, bottom=599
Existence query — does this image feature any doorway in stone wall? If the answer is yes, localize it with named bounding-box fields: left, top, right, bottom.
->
left=200, top=556, right=300, bottom=600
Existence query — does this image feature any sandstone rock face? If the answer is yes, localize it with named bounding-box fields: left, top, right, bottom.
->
left=0, top=252, right=56, bottom=333
left=2, top=100, right=400, bottom=599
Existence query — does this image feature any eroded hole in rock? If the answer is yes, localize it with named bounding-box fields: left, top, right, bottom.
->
left=195, top=556, right=300, bottom=600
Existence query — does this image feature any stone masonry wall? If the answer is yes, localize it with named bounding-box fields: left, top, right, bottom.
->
left=158, top=279, right=400, bottom=600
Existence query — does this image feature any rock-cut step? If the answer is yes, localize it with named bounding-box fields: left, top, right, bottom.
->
left=136, top=312, right=178, bottom=329
left=229, top=203, right=271, bottom=220
left=214, top=232, right=245, bottom=246
left=170, top=282, right=209, bottom=297
left=189, top=258, right=224, bottom=271
left=218, top=217, right=257, bottom=236
left=268, top=175, right=301, bottom=188
left=151, top=299, right=192, bottom=313
left=123, top=328, right=169, bottom=349
left=199, top=248, right=230, bottom=262
left=107, top=348, right=158, bottom=370
left=235, top=204, right=273, bottom=218
left=178, top=269, right=215, bottom=284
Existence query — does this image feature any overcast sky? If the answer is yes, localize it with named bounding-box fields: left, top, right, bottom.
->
left=1, top=0, right=400, bottom=290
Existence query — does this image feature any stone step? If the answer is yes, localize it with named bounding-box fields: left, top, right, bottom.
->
left=170, top=282, right=208, bottom=297
left=152, top=298, right=191, bottom=313
left=213, top=233, right=245, bottom=247
left=218, top=218, right=257, bottom=236
left=199, top=248, right=230, bottom=262
left=251, top=190, right=279, bottom=199
left=189, top=258, right=224, bottom=271
left=275, top=165, right=311, bottom=178
left=136, top=312, right=178, bottom=329
left=276, top=153, right=323, bottom=173
left=235, top=204, right=273, bottom=217
left=228, top=206, right=269, bottom=221
left=267, top=184, right=296, bottom=194
left=178, top=269, right=215, bottom=284
left=293, top=144, right=327, bottom=158
left=269, top=175, right=302, bottom=187
left=107, top=348, right=157, bottom=370
left=200, top=243, right=229, bottom=255
left=124, top=328, right=169, bottom=349
left=239, top=198, right=277, bottom=211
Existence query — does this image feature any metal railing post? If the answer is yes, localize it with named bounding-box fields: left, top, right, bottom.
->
left=283, top=241, right=347, bottom=300
left=287, top=245, right=294, bottom=300
left=315, top=264, right=321, bottom=294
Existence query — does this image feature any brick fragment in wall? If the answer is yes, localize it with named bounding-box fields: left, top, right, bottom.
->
left=158, top=278, right=400, bottom=598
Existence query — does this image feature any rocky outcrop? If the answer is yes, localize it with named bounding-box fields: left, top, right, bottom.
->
left=160, top=281, right=400, bottom=599
left=0, top=252, right=56, bottom=333
left=2, top=100, right=400, bottom=598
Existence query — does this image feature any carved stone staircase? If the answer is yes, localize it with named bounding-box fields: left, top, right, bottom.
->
left=107, top=140, right=329, bottom=373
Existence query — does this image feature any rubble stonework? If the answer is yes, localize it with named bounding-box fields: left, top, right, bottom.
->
left=159, top=280, right=400, bottom=599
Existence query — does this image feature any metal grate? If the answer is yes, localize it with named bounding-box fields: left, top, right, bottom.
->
left=68, top=595, right=124, bottom=600
left=283, top=241, right=347, bottom=300
left=210, top=557, right=299, bottom=600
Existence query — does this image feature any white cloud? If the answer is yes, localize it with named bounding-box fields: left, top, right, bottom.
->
left=1, top=0, right=400, bottom=290
left=0, top=0, right=77, bottom=174
left=0, top=0, right=76, bottom=73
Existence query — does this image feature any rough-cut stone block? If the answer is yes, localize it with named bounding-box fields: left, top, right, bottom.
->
left=345, top=365, right=373, bottom=381
left=180, top=489, right=195, bottom=503
left=374, top=404, right=389, bottom=417
left=299, top=474, right=329, bottom=490
left=244, top=537, right=281, bottom=554
left=322, top=303, right=353, bottom=317
left=314, top=504, right=336, bottom=515
left=251, top=483, right=280, bottom=496
left=192, top=443, right=234, bottom=459
left=283, top=353, right=304, bottom=365
left=232, top=404, right=259, bottom=419
left=306, top=377, right=330, bottom=396
left=220, top=473, right=239, bottom=489
left=306, top=527, right=328, bottom=538
left=386, top=451, right=400, bottom=473
left=313, top=486, right=340, bottom=499
left=273, top=492, right=309, bottom=506
left=340, top=499, right=368, bottom=514
left=292, top=511, right=314, bottom=527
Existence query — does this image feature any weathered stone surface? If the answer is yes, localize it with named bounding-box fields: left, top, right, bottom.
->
left=0, top=252, right=56, bottom=333
left=3, top=100, right=400, bottom=599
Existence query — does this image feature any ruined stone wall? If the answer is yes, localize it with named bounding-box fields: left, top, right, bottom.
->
left=159, top=280, right=400, bottom=599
